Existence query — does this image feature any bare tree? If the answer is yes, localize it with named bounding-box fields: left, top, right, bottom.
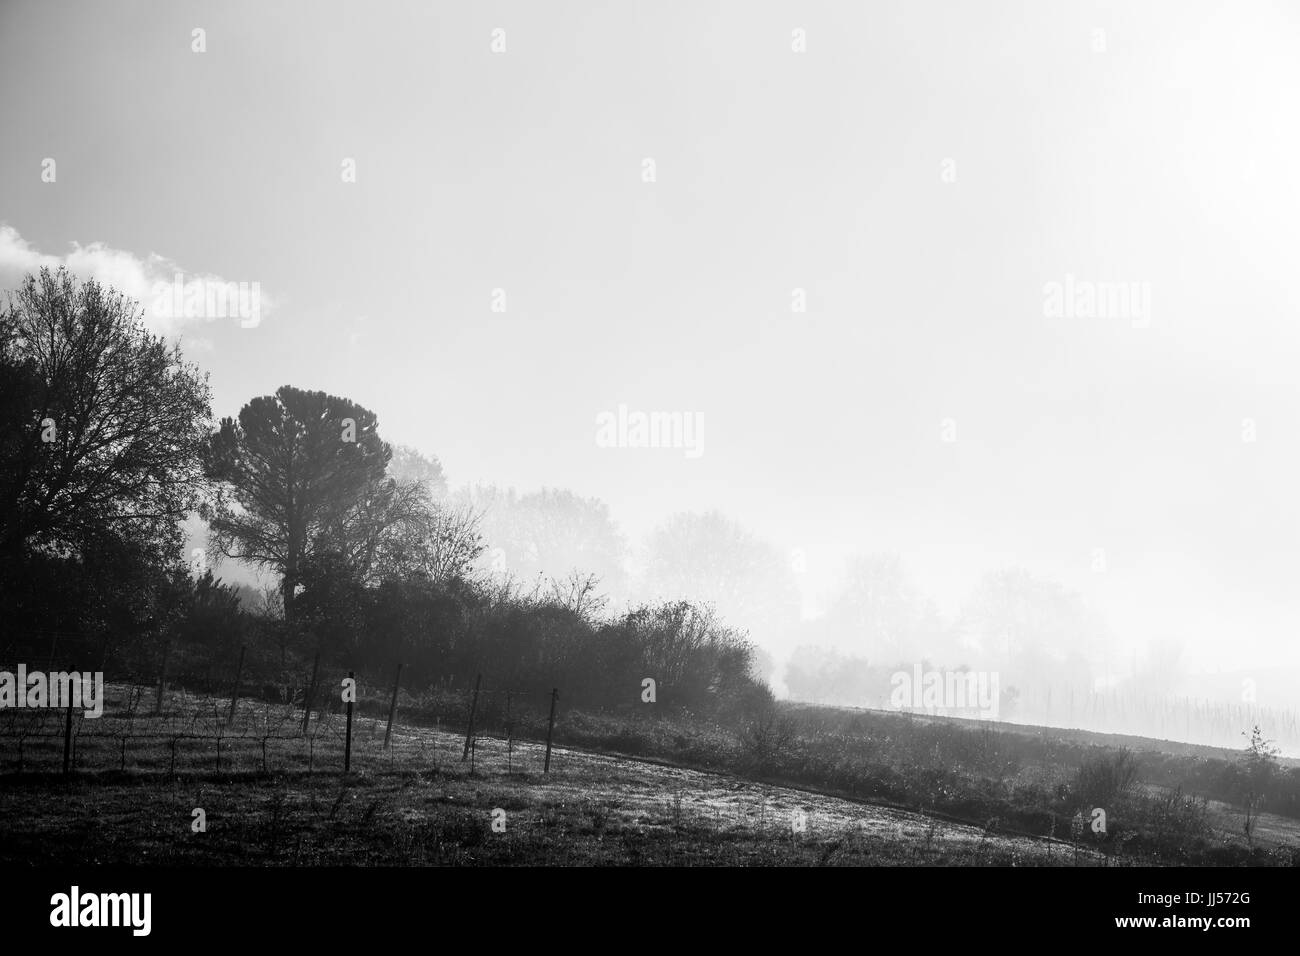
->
left=372, top=491, right=486, bottom=584
left=547, top=570, right=608, bottom=619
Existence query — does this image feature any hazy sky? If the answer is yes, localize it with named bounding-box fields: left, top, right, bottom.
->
left=2, top=0, right=1298, bottom=679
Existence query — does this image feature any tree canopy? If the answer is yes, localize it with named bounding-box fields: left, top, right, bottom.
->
left=0, top=266, right=211, bottom=571
left=204, top=384, right=393, bottom=623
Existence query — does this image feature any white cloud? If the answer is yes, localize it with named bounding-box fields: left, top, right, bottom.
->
left=0, top=224, right=274, bottom=336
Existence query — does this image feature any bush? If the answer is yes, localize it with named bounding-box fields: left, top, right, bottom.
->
left=1070, top=748, right=1140, bottom=812
left=738, top=698, right=797, bottom=771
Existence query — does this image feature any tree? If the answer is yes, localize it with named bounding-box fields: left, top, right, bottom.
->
left=313, top=471, right=428, bottom=582
left=387, top=443, right=448, bottom=499
left=640, top=510, right=799, bottom=638
left=466, top=485, right=627, bottom=597
left=204, top=385, right=392, bottom=624
left=1240, top=724, right=1280, bottom=845
left=961, top=568, right=1105, bottom=672
left=782, top=645, right=889, bottom=706
left=370, top=488, right=485, bottom=585
left=547, top=569, right=608, bottom=620
left=0, top=267, right=212, bottom=568
left=825, top=553, right=923, bottom=661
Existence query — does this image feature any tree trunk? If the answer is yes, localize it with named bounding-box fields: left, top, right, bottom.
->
left=281, top=574, right=296, bottom=626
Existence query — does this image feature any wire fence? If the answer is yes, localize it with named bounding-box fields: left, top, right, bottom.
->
left=0, top=630, right=563, bottom=778
left=3, top=630, right=1294, bottom=866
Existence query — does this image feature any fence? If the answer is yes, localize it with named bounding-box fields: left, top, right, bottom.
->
left=0, top=631, right=563, bottom=779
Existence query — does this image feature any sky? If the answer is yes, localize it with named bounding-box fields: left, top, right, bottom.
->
left=2, top=0, right=1299, bottom=698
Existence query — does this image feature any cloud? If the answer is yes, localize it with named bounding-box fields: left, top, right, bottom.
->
left=0, top=224, right=274, bottom=335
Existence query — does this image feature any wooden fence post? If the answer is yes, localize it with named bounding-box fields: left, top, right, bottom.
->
left=62, top=675, right=75, bottom=775
left=383, top=662, right=402, bottom=750
left=505, top=691, right=513, bottom=775
left=344, top=670, right=354, bottom=774
left=228, top=644, right=246, bottom=723
left=461, top=673, right=481, bottom=762
left=155, top=640, right=171, bottom=714
left=301, top=649, right=321, bottom=735
left=544, top=687, right=558, bottom=774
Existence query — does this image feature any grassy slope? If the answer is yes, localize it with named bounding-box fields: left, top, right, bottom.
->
left=800, top=702, right=1300, bottom=768
left=0, top=684, right=1294, bottom=866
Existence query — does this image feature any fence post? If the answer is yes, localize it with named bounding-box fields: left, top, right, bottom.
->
left=155, top=640, right=171, bottom=714
left=544, top=687, right=558, bottom=774
left=505, top=691, right=513, bottom=775
left=228, top=644, right=246, bottom=723
left=461, top=673, right=481, bottom=762
left=301, top=649, right=321, bottom=735
left=62, top=673, right=75, bottom=775
left=344, top=670, right=354, bottom=774
left=383, top=662, right=402, bottom=751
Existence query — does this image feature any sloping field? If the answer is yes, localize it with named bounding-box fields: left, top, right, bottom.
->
left=0, top=688, right=1113, bottom=866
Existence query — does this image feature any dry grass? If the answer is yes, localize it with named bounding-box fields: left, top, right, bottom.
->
left=0, top=683, right=1106, bottom=866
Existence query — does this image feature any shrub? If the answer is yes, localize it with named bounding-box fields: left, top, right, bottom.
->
left=1070, top=748, right=1140, bottom=812
left=738, top=699, right=797, bottom=771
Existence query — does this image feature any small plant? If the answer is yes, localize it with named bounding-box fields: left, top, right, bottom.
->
left=1241, top=724, right=1280, bottom=846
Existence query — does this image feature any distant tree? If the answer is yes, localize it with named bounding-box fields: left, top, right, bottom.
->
left=466, top=485, right=627, bottom=596
left=825, top=553, right=923, bottom=661
left=371, top=489, right=485, bottom=585
left=387, top=443, right=448, bottom=499
left=641, top=510, right=799, bottom=636
left=748, top=644, right=778, bottom=687
left=783, top=645, right=886, bottom=706
left=960, top=567, right=1105, bottom=678
left=0, top=267, right=212, bottom=569
left=204, top=385, right=392, bottom=624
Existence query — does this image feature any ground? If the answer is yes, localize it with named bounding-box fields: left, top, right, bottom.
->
left=1, top=684, right=1292, bottom=866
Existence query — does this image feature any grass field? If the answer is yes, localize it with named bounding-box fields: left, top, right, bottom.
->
left=1, top=682, right=1295, bottom=866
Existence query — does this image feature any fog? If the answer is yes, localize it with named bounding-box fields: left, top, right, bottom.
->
left=4, top=0, right=1297, bottom=756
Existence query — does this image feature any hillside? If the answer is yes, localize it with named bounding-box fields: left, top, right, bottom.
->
left=3, top=682, right=1297, bottom=866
